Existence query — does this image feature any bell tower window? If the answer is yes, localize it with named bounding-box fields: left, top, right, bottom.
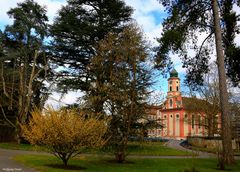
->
left=169, top=99, right=173, bottom=108
left=176, top=86, right=179, bottom=91
left=169, top=80, right=172, bottom=92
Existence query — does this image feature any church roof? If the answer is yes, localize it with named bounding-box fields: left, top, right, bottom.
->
left=170, top=69, right=178, bottom=77
left=159, top=96, right=219, bottom=112
left=182, top=97, right=219, bottom=112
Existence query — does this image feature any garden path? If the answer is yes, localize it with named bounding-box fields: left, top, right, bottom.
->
left=0, top=148, right=42, bottom=172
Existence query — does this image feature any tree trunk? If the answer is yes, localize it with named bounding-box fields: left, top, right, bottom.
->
left=62, top=158, right=68, bottom=167
left=211, top=0, right=234, bottom=165
left=208, top=116, right=214, bottom=137
left=115, top=151, right=125, bottom=163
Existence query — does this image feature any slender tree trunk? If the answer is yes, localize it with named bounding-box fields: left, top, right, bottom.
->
left=208, top=115, right=214, bottom=137
left=211, top=0, right=234, bottom=165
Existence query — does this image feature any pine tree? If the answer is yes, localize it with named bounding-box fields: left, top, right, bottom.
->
left=50, top=0, right=133, bottom=114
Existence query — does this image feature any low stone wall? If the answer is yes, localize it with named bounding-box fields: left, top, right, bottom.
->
left=187, top=136, right=237, bottom=150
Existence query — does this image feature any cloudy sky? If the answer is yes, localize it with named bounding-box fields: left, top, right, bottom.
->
left=0, top=0, right=239, bottom=106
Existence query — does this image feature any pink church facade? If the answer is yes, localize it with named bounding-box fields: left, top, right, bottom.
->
left=148, top=69, right=220, bottom=140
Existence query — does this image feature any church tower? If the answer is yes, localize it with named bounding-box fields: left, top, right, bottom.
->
left=166, top=69, right=182, bottom=109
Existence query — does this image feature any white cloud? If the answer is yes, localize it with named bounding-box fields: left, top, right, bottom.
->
left=34, top=0, right=66, bottom=23
left=0, top=0, right=66, bottom=26
left=125, top=0, right=164, bottom=15
left=233, top=4, right=240, bottom=46
left=0, top=0, right=20, bottom=25
left=124, top=0, right=165, bottom=45
left=45, top=91, right=84, bottom=109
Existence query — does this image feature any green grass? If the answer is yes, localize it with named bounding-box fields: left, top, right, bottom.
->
left=190, top=146, right=218, bottom=153
left=13, top=154, right=240, bottom=172
left=0, top=142, right=48, bottom=152
left=190, top=146, right=240, bottom=156
left=127, top=141, right=193, bottom=156
left=0, top=141, right=192, bottom=156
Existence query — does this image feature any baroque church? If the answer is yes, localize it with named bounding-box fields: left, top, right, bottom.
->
left=147, top=69, right=220, bottom=140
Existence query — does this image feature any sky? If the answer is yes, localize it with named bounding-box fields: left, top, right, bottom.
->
left=0, top=0, right=239, bottom=106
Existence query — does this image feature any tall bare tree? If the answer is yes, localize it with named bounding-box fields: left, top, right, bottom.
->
left=212, top=0, right=233, bottom=164
left=0, top=0, right=49, bottom=142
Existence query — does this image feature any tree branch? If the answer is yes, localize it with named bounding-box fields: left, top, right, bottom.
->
left=196, top=31, right=214, bottom=59
left=1, top=62, right=10, bottom=99
left=0, top=103, right=16, bottom=128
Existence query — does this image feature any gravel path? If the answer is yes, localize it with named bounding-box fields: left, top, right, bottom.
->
left=165, top=139, right=217, bottom=158
left=164, top=139, right=240, bottom=160
left=0, top=148, right=41, bottom=172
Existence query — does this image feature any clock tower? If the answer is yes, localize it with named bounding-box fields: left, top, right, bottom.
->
left=166, top=69, right=182, bottom=109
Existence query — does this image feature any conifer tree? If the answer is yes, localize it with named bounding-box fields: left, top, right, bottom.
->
left=50, top=0, right=133, bottom=114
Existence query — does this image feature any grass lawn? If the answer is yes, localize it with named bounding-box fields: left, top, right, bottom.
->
left=127, top=141, right=193, bottom=156
left=13, top=154, right=240, bottom=172
left=0, top=142, right=48, bottom=152
left=0, top=141, right=192, bottom=156
left=190, top=146, right=240, bottom=156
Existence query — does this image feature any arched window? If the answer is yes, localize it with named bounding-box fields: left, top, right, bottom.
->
left=176, top=114, right=179, bottom=120
left=184, top=114, right=188, bottom=123
left=169, top=99, right=173, bottom=108
left=176, top=86, right=179, bottom=91
left=169, top=80, right=172, bottom=91
left=198, top=115, right=201, bottom=128
left=192, top=114, right=195, bottom=129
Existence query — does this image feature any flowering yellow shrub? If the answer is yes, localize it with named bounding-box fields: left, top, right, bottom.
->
left=22, top=108, right=108, bottom=166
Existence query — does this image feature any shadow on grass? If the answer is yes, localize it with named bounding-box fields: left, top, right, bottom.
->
left=46, top=164, right=87, bottom=170
left=105, top=159, right=135, bottom=164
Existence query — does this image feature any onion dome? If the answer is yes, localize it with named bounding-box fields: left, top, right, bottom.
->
left=170, top=69, right=178, bottom=77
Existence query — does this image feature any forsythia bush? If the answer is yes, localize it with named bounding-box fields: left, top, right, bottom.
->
left=22, top=108, right=108, bottom=166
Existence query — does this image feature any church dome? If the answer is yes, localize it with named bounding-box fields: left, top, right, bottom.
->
left=170, top=69, right=178, bottom=77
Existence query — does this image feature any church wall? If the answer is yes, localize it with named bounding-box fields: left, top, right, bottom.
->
left=169, top=113, right=173, bottom=136
left=175, top=113, right=180, bottom=136
left=148, top=109, right=210, bottom=139
left=146, top=69, right=216, bottom=139
left=184, top=113, right=189, bottom=136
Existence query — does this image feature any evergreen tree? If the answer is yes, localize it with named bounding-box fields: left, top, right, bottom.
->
left=50, top=0, right=133, bottom=114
